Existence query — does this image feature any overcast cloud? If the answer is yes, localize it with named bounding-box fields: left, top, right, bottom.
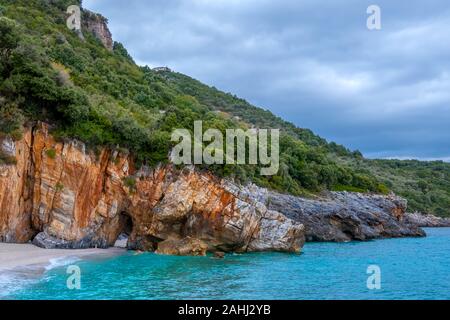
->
left=84, top=0, right=450, bottom=161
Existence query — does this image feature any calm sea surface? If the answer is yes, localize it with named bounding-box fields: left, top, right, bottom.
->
left=4, top=228, right=450, bottom=300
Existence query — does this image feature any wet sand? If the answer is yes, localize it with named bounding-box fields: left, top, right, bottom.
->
left=0, top=243, right=125, bottom=271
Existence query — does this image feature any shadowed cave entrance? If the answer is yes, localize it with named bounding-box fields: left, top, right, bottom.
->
left=114, top=212, right=133, bottom=248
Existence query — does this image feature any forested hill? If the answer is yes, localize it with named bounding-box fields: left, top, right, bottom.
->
left=161, top=71, right=450, bottom=217
left=0, top=0, right=448, bottom=216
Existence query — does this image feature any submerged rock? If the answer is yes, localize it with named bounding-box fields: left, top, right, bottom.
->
left=213, top=251, right=226, bottom=259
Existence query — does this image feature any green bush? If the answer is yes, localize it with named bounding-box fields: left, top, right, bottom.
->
left=123, top=176, right=137, bottom=193
left=0, top=17, right=21, bottom=62
left=55, top=182, right=64, bottom=192
left=0, top=0, right=447, bottom=217
left=332, top=185, right=367, bottom=193
left=0, top=99, right=24, bottom=135
left=45, top=148, right=57, bottom=159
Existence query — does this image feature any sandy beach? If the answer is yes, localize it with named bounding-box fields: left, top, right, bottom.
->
left=0, top=243, right=125, bottom=271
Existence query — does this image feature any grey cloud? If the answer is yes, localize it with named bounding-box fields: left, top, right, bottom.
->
left=84, top=0, right=450, bottom=160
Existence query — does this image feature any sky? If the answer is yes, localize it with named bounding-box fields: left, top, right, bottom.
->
left=84, top=0, right=450, bottom=161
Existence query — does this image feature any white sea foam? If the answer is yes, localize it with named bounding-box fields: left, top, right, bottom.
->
left=0, top=267, right=42, bottom=299
left=45, top=256, right=81, bottom=271
left=0, top=256, right=81, bottom=299
left=0, top=272, right=18, bottom=298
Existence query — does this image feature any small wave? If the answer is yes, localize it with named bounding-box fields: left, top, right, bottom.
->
left=0, top=272, right=18, bottom=298
left=45, top=256, right=81, bottom=271
left=0, top=256, right=82, bottom=299
left=0, top=268, right=42, bottom=299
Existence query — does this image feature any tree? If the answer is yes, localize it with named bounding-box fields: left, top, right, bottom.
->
left=0, top=17, right=21, bottom=64
left=113, top=41, right=134, bottom=63
left=0, top=98, right=24, bottom=136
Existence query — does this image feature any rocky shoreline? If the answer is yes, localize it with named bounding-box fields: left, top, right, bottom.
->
left=405, top=212, right=450, bottom=228
left=268, top=191, right=425, bottom=242
left=0, top=123, right=431, bottom=256
left=0, top=123, right=304, bottom=255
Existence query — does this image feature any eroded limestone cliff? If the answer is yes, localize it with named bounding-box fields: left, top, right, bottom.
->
left=0, top=122, right=426, bottom=256
left=0, top=123, right=304, bottom=255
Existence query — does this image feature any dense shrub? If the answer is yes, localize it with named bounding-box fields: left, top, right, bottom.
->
left=0, top=98, right=24, bottom=135
left=0, top=0, right=448, bottom=216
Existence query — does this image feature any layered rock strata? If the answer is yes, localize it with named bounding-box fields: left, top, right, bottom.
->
left=268, top=191, right=426, bottom=242
left=406, top=212, right=450, bottom=228
left=0, top=123, right=305, bottom=255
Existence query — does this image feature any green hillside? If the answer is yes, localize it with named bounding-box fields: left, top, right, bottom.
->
left=0, top=0, right=449, bottom=216
left=162, top=71, right=450, bottom=216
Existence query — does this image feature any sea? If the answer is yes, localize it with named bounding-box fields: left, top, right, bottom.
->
left=1, top=228, right=449, bottom=300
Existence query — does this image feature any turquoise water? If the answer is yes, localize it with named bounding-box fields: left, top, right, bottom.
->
left=4, top=228, right=450, bottom=300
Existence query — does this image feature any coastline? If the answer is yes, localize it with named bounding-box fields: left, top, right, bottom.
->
left=0, top=243, right=125, bottom=299
left=1, top=229, right=449, bottom=299
left=0, top=243, right=125, bottom=272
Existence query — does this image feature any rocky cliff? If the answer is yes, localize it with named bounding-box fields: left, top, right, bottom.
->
left=0, top=123, right=427, bottom=256
left=268, top=191, right=425, bottom=242
left=0, top=123, right=304, bottom=255
left=406, top=212, right=450, bottom=228
left=82, top=10, right=113, bottom=50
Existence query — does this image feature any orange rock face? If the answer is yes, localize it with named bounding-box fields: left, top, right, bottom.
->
left=0, top=123, right=305, bottom=254
left=0, top=131, right=34, bottom=242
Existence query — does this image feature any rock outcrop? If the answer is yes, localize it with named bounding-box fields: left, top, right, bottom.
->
left=268, top=191, right=426, bottom=242
left=156, top=237, right=209, bottom=256
left=82, top=10, right=113, bottom=50
left=0, top=123, right=429, bottom=255
left=0, top=135, right=34, bottom=243
left=406, top=212, right=450, bottom=228
left=0, top=123, right=304, bottom=255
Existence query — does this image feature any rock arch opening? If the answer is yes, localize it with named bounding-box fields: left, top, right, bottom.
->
left=114, top=212, right=133, bottom=248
